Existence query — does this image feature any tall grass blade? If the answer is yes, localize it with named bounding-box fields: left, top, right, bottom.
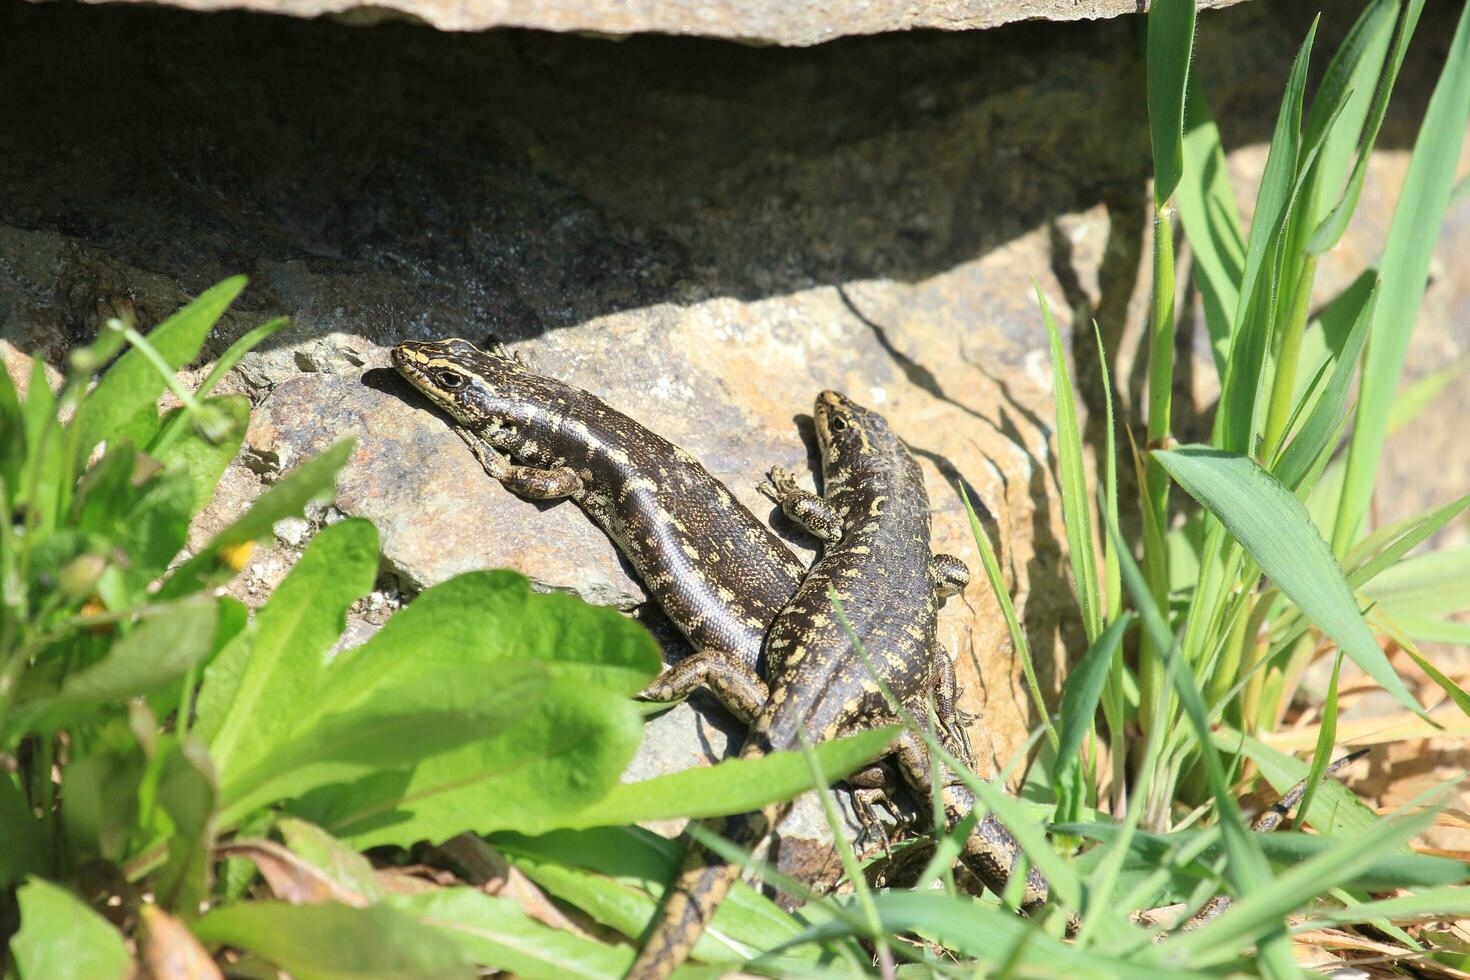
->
left=1147, top=0, right=1198, bottom=208
left=1333, top=1, right=1470, bottom=552
left=1052, top=615, right=1133, bottom=825
left=1155, top=446, right=1423, bottom=717
left=1309, top=0, right=1428, bottom=254
left=1272, top=280, right=1378, bottom=490
left=1177, top=78, right=1245, bottom=372
left=1215, top=21, right=1317, bottom=456
left=1036, top=284, right=1102, bottom=642
left=1292, top=653, right=1342, bottom=831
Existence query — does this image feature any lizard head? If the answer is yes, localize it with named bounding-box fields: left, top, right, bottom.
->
left=391, top=337, right=528, bottom=429
left=813, top=389, right=878, bottom=463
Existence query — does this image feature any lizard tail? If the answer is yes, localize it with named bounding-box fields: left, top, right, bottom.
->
left=1177, top=748, right=1369, bottom=931
left=627, top=736, right=788, bottom=980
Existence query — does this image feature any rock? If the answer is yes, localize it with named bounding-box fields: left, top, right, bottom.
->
left=36, top=0, right=1252, bottom=46
left=2, top=0, right=1467, bottom=871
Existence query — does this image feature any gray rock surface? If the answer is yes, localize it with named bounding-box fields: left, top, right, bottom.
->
left=46, top=0, right=1251, bottom=46
left=1, top=0, right=1466, bottom=875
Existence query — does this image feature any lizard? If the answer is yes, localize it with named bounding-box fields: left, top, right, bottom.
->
left=625, top=389, right=1048, bottom=979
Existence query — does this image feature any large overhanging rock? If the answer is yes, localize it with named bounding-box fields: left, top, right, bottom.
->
left=61, top=0, right=1251, bottom=44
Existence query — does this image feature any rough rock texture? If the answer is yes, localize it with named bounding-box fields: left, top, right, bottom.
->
left=1, top=0, right=1467, bottom=869
left=58, top=0, right=1251, bottom=46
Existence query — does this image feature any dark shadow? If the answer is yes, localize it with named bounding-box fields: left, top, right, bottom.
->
left=3, top=0, right=1447, bottom=370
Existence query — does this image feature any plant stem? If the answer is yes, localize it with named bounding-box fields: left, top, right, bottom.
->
left=1261, top=254, right=1318, bottom=458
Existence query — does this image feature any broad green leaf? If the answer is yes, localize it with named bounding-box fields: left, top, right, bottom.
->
left=11, top=878, right=131, bottom=980
left=1273, top=280, right=1378, bottom=490
left=1177, top=77, right=1245, bottom=371
left=197, top=518, right=379, bottom=780
left=327, top=570, right=660, bottom=701
left=70, top=276, right=245, bottom=470
left=1335, top=1, right=1470, bottom=551
left=1037, top=285, right=1101, bottom=642
left=1053, top=614, right=1132, bottom=822
left=11, top=597, right=217, bottom=735
left=387, top=888, right=632, bottom=980
left=1309, top=0, right=1427, bottom=254
left=0, top=774, right=48, bottom=887
left=190, top=900, right=473, bottom=980
left=160, top=439, right=355, bottom=599
left=1146, top=0, right=1197, bottom=207
left=278, top=817, right=383, bottom=903
left=59, top=719, right=144, bottom=862
left=232, top=570, right=653, bottom=843
left=557, top=726, right=899, bottom=828
left=217, top=661, right=551, bottom=826
left=150, top=317, right=288, bottom=456
left=153, top=738, right=218, bottom=913
left=1155, top=447, right=1421, bottom=716
left=156, top=395, right=250, bottom=515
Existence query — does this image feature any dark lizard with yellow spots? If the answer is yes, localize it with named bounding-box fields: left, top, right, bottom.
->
left=625, top=390, right=1042, bottom=979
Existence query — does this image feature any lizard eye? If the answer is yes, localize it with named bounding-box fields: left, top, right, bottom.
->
left=829, top=415, right=849, bottom=431
left=435, top=370, right=465, bottom=390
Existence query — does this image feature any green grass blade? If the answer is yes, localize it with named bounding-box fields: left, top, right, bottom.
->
left=566, top=726, right=898, bottom=828
left=1052, top=615, right=1133, bottom=824
left=1093, top=322, right=1121, bottom=623
left=1177, top=77, right=1246, bottom=372
left=1299, top=886, right=1470, bottom=927
left=1147, top=0, right=1197, bottom=207
left=1230, top=19, right=1316, bottom=343
left=1333, top=0, right=1470, bottom=552
left=1309, top=0, right=1428, bottom=254
left=1292, top=652, right=1342, bottom=831
left=1036, top=284, right=1101, bottom=642
left=1271, top=279, right=1378, bottom=490
left=1155, top=446, right=1423, bottom=718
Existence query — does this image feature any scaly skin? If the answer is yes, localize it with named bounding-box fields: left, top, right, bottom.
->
left=626, top=391, right=1043, bottom=980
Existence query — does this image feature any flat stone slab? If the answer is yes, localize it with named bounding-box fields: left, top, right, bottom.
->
left=58, top=0, right=1250, bottom=45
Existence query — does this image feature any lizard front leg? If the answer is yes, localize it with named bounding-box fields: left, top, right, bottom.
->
left=930, top=553, right=970, bottom=599
left=758, top=465, right=844, bottom=542
left=455, top=427, right=582, bottom=499
left=638, top=651, right=769, bottom=725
